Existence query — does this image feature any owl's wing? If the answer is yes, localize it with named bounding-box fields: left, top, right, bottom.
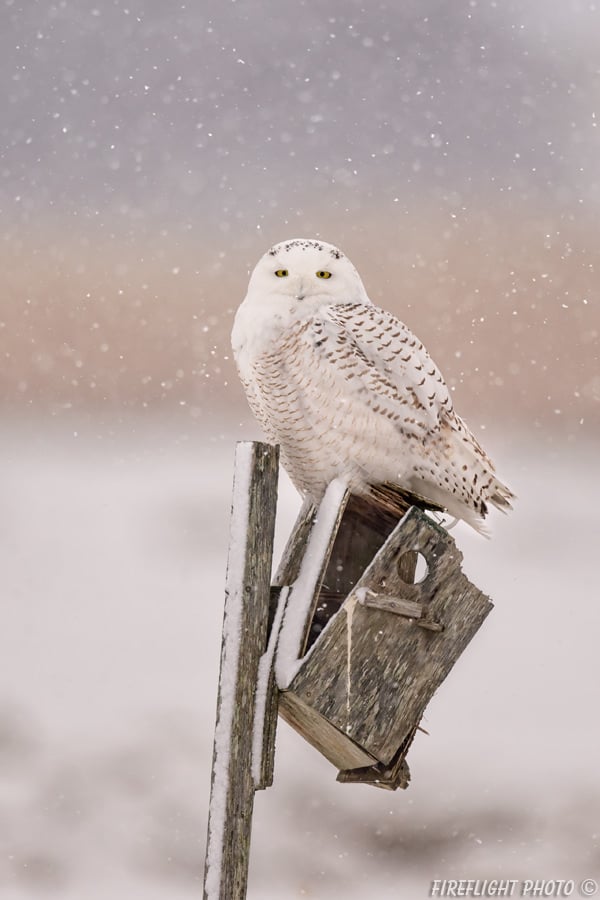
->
left=306, top=302, right=454, bottom=439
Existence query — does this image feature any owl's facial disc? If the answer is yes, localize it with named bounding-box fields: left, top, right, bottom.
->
left=248, top=237, right=369, bottom=306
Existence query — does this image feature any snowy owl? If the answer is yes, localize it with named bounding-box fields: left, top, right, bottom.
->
left=232, top=238, right=514, bottom=534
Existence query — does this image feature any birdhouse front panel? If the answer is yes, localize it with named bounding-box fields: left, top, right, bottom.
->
left=282, top=509, right=493, bottom=766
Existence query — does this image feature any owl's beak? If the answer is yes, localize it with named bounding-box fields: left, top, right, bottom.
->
left=295, top=276, right=306, bottom=301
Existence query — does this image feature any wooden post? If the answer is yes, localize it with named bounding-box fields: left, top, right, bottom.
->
left=203, top=442, right=279, bottom=900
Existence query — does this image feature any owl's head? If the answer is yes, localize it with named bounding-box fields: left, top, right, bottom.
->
left=246, top=238, right=369, bottom=306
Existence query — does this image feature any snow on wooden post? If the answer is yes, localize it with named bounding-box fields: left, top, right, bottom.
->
left=203, top=441, right=279, bottom=900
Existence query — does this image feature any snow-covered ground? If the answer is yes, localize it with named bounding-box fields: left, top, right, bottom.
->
left=1, top=418, right=598, bottom=898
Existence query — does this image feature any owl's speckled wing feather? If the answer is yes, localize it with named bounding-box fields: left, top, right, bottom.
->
left=316, top=302, right=495, bottom=467
left=315, top=302, right=453, bottom=438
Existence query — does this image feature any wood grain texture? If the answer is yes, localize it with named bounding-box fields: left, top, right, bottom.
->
left=203, top=442, right=278, bottom=900
left=278, top=690, right=377, bottom=769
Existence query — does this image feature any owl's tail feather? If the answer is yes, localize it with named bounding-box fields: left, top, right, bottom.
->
left=445, top=469, right=515, bottom=536
left=489, top=478, right=516, bottom=513
left=449, top=415, right=516, bottom=522
left=363, top=470, right=515, bottom=539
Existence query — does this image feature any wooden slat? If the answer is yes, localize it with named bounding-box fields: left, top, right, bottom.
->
left=273, top=497, right=317, bottom=588
left=275, top=480, right=350, bottom=689
left=255, top=498, right=317, bottom=790
left=203, top=442, right=278, bottom=900
left=337, top=723, right=418, bottom=790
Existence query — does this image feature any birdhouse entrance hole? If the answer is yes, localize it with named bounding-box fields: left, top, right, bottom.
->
left=400, top=550, right=429, bottom=584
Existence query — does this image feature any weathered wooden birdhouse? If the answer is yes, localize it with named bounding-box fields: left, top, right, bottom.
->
left=271, top=474, right=493, bottom=791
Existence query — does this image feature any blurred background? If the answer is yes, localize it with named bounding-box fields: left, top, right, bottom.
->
left=1, top=1, right=598, bottom=897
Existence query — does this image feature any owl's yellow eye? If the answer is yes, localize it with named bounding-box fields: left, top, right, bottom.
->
left=316, top=270, right=332, bottom=279
left=274, top=269, right=288, bottom=277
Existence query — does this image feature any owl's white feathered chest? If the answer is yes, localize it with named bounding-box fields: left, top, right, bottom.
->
left=231, top=293, right=300, bottom=384
left=232, top=293, right=327, bottom=438
left=232, top=295, right=408, bottom=498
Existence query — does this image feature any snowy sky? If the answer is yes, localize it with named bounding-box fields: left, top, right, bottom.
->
left=3, top=0, right=600, bottom=233
left=1, top=1, right=598, bottom=433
